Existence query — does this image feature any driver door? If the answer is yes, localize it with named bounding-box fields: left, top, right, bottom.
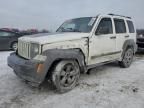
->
left=88, top=17, right=119, bottom=65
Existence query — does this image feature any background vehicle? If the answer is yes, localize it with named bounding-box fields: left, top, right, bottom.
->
left=0, top=29, right=23, bottom=51
left=8, top=14, right=137, bottom=93
left=137, top=29, right=144, bottom=51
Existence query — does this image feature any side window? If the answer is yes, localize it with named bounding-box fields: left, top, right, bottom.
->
left=0, top=31, right=15, bottom=37
left=114, top=19, right=126, bottom=33
left=96, top=18, right=113, bottom=35
left=127, top=20, right=135, bottom=33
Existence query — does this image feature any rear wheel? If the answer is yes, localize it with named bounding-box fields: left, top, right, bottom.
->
left=119, top=47, right=134, bottom=68
left=11, top=42, right=18, bottom=51
left=52, top=60, right=80, bottom=93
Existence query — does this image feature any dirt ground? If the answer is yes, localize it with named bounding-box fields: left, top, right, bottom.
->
left=0, top=51, right=144, bottom=108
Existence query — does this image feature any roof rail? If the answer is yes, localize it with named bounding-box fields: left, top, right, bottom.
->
left=108, top=13, right=131, bottom=19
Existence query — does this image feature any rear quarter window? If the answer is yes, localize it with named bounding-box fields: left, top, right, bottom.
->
left=114, top=19, right=126, bottom=34
left=127, top=20, right=135, bottom=33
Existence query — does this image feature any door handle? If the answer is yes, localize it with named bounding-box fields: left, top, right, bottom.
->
left=125, top=35, right=129, bottom=38
left=110, top=36, right=116, bottom=39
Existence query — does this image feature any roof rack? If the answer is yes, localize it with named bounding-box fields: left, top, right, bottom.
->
left=108, top=13, right=131, bottom=19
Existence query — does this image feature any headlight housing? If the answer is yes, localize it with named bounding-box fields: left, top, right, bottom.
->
left=137, top=34, right=144, bottom=38
left=30, top=43, right=40, bottom=58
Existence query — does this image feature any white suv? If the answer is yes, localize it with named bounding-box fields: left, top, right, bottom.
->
left=8, top=14, right=137, bottom=93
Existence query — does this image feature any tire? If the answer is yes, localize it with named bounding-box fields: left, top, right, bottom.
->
left=52, top=60, right=80, bottom=93
left=119, top=47, right=134, bottom=68
left=11, top=42, right=18, bottom=51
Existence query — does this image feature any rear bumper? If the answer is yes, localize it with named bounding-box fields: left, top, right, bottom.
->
left=134, top=43, right=138, bottom=53
left=7, top=53, right=46, bottom=87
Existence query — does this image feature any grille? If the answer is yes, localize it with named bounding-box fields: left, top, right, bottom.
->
left=18, top=41, right=31, bottom=59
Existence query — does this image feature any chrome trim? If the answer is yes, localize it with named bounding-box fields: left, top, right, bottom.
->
left=18, top=41, right=31, bottom=59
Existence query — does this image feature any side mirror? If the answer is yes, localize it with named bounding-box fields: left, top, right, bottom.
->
left=95, top=27, right=109, bottom=35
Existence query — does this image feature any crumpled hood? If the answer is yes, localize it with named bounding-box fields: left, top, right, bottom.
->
left=19, top=32, right=89, bottom=44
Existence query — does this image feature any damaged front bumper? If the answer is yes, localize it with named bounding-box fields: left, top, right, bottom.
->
left=7, top=53, right=47, bottom=87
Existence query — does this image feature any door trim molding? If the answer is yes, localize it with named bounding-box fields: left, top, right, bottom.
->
left=91, top=51, right=121, bottom=59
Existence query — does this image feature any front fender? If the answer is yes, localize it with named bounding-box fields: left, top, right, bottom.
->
left=41, top=49, right=86, bottom=81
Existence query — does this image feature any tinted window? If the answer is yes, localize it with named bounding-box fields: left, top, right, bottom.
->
left=114, top=19, right=126, bottom=33
left=0, top=31, right=15, bottom=37
left=127, top=20, right=135, bottom=33
left=96, top=18, right=113, bottom=35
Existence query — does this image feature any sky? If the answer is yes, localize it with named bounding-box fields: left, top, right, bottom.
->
left=0, top=0, right=143, bottom=31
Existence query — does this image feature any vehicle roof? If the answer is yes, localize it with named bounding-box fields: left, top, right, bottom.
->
left=98, top=14, right=132, bottom=20
left=71, top=14, right=132, bottom=21
left=0, top=29, right=19, bottom=34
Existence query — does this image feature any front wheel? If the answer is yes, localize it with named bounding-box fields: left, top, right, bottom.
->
left=11, top=42, right=18, bottom=51
left=52, top=60, right=80, bottom=93
left=119, top=47, right=134, bottom=68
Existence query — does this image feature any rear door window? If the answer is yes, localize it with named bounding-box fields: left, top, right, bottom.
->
left=114, top=19, right=126, bottom=33
left=127, top=20, right=135, bottom=33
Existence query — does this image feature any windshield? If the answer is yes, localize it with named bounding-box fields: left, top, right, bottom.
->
left=56, top=17, right=96, bottom=33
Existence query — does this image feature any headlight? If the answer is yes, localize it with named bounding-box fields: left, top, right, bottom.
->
left=137, top=34, right=144, bottom=38
left=30, top=43, right=40, bottom=58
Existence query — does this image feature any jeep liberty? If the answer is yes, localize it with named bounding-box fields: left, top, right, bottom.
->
left=8, top=14, right=137, bottom=93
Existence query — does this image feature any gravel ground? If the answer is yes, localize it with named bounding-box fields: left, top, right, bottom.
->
left=0, top=51, right=144, bottom=108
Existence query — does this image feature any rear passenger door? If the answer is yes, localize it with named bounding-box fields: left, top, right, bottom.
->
left=114, top=19, right=128, bottom=53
